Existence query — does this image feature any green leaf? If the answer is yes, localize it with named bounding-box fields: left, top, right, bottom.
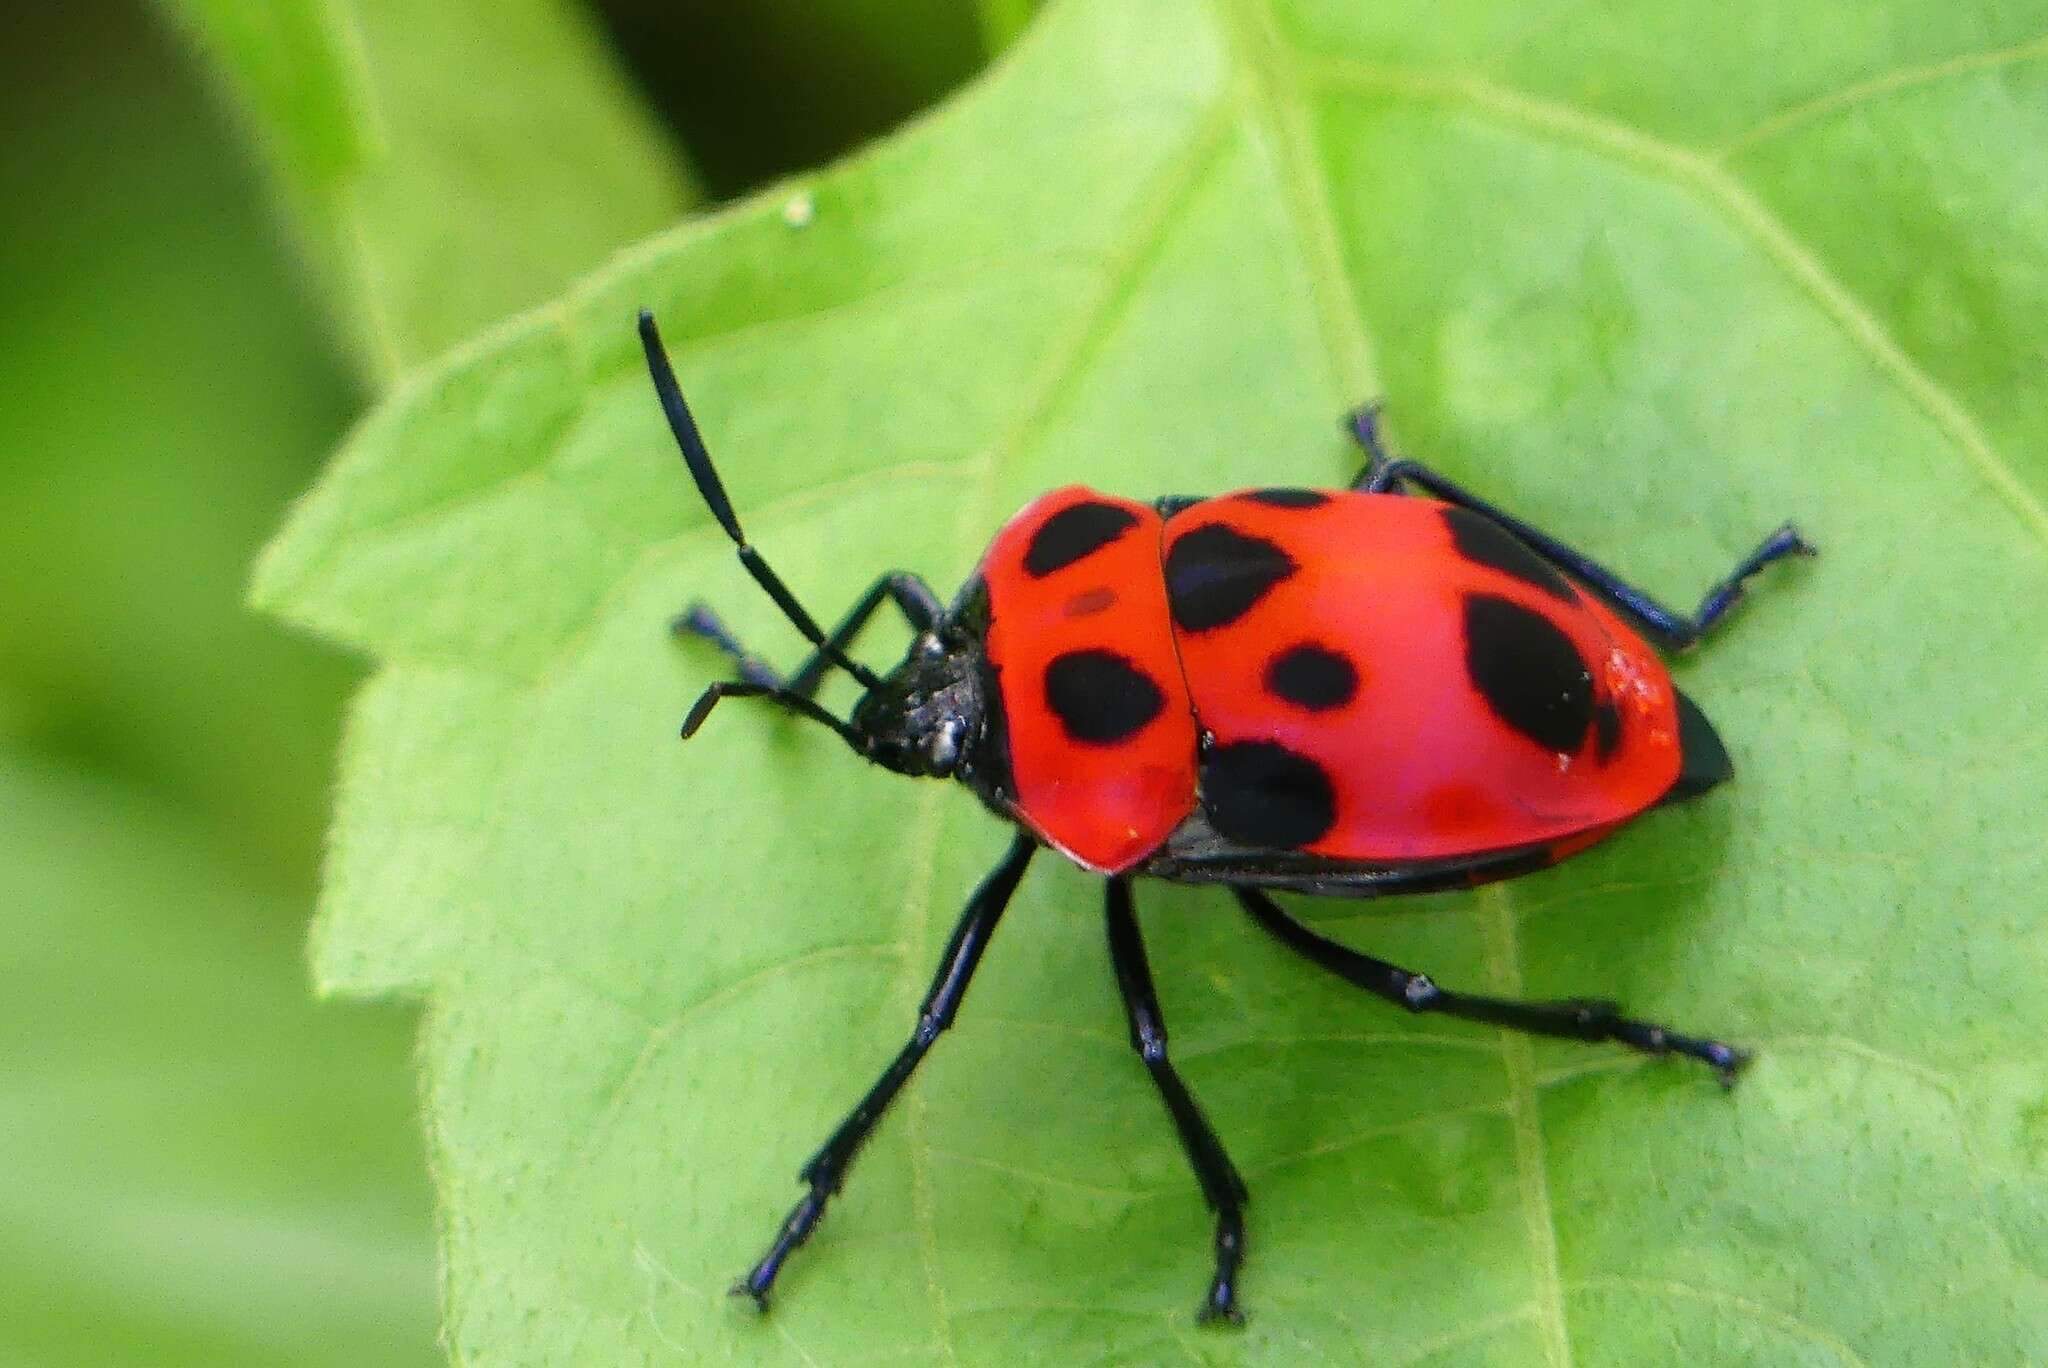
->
left=162, top=0, right=695, bottom=379
left=0, top=753, right=436, bottom=1368
left=257, top=0, right=2048, bottom=1361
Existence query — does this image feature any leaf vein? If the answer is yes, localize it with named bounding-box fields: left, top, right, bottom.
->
left=1567, top=1277, right=1871, bottom=1367
left=1249, top=1095, right=1512, bottom=1180
left=575, top=943, right=902, bottom=1166
left=1225, top=0, right=1380, bottom=403
left=1298, top=58, right=2048, bottom=554
left=1715, top=31, right=2048, bottom=159
left=1479, top=884, right=1573, bottom=1368
left=1379, top=1303, right=1544, bottom=1368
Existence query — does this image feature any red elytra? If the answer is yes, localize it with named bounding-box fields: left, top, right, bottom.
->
left=982, top=484, right=1685, bottom=875
left=638, top=312, right=1813, bottom=1323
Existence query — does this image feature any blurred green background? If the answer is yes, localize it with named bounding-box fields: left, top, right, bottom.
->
left=0, top=3, right=1016, bottom=1361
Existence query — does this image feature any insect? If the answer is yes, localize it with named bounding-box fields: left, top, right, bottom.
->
left=638, top=311, right=1814, bottom=1322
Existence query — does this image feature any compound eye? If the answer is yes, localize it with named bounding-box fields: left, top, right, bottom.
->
left=916, top=632, right=945, bottom=662
left=925, top=719, right=962, bottom=770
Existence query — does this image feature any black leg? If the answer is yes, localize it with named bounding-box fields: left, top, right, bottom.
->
left=677, top=571, right=941, bottom=698
left=1343, top=407, right=1814, bottom=651
left=1106, top=878, right=1250, bottom=1324
left=1347, top=401, right=1398, bottom=476
left=735, top=832, right=1036, bottom=1308
left=678, top=681, right=867, bottom=751
left=673, top=603, right=782, bottom=690
left=1236, top=887, right=1749, bottom=1086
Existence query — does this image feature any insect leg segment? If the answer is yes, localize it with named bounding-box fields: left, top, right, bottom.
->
left=1106, top=878, right=1249, bottom=1324
left=679, top=682, right=867, bottom=753
left=785, top=574, right=942, bottom=698
left=733, top=833, right=1036, bottom=1309
left=1343, top=402, right=1397, bottom=482
left=674, top=603, right=783, bottom=689
left=676, top=572, right=944, bottom=699
left=1235, top=889, right=1749, bottom=1086
left=1342, top=407, right=1814, bottom=651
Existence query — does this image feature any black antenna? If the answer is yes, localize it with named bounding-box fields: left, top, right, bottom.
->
left=639, top=310, right=884, bottom=691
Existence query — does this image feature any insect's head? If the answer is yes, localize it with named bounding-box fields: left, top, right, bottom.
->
left=852, top=619, right=992, bottom=780
left=641, top=310, right=998, bottom=788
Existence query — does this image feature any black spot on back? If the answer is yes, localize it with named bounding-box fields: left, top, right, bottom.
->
left=1164, top=523, right=1297, bottom=632
left=1024, top=501, right=1140, bottom=577
left=1243, top=487, right=1330, bottom=508
left=1442, top=507, right=1577, bottom=604
left=1265, top=644, right=1359, bottom=711
left=1201, top=740, right=1337, bottom=848
left=1593, top=701, right=1623, bottom=761
left=1463, top=594, right=1593, bottom=754
left=1043, top=649, right=1166, bottom=745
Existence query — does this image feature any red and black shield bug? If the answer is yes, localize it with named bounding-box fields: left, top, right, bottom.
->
left=639, top=311, right=1814, bottom=1322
